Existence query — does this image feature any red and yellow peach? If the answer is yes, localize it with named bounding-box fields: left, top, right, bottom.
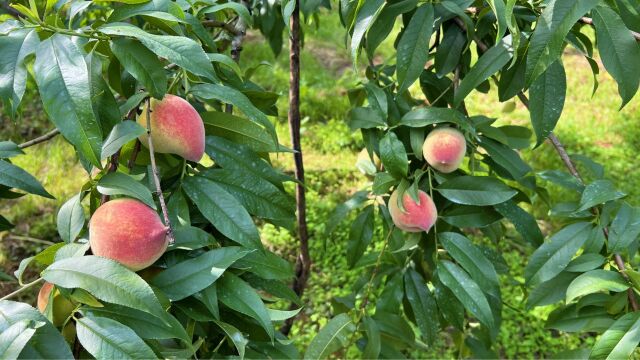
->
left=89, top=198, right=168, bottom=271
left=37, top=282, right=75, bottom=327
left=388, top=189, right=438, bottom=233
left=422, top=127, right=466, bottom=173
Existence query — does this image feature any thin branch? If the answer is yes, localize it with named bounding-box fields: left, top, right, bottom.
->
left=225, top=7, right=248, bottom=113
left=456, top=14, right=640, bottom=312
left=0, top=277, right=43, bottom=301
left=127, top=140, right=142, bottom=170
left=7, top=234, right=55, bottom=246
left=202, top=19, right=243, bottom=36
left=579, top=17, right=640, bottom=42
left=18, top=129, right=60, bottom=149
left=281, top=0, right=311, bottom=336
left=100, top=150, right=121, bottom=204
left=0, top=2, right=21, bottom=18
left=144, top=98, right=175, bottom=245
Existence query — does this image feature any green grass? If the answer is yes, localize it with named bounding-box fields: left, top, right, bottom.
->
left=2, top=9, right=640, bottom=359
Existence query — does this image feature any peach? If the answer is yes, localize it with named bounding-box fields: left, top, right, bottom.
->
left=89, top=198, right=168, bottom=271
left=388, top=189, right=437, bottom=233
left=422, top=127, right=466, bottom=173
left=37, top=282, right=75, bottom=327
left=137, top=94, right=205, bottom=162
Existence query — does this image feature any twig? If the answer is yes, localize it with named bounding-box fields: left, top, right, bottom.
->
left=579, top=17, right=640, bottom=42
left=127, top=140, right=142, bottom=170
left=0, top=277, right=43, bottom=301
left=456, top=14, right=640, bottom=312
left=1, top=2, right=21, bottom=18
left=18, top=129, right=60, bottom=149
left=144, top=98, right=175, bottom=245
left=202, top=19, right=243, bottom=36
left=281, top=0, right=310, bottom=336
left=100, top=150, right=121, bottom=204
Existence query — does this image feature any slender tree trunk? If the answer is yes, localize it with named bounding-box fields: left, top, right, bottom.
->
left=282, top=0, right=310, bottom=336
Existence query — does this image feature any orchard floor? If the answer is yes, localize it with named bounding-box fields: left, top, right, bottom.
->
left=2, top=10, right=640, bottom=359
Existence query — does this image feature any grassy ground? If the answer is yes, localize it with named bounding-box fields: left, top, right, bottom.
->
left=1, top=10, right=639, bottom=359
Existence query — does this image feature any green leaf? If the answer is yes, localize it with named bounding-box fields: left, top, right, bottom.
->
left=480, top=136, right=531, bottom=180
left=201, top=168, right=295, bottom=222
left=101, top=121, right=146, bottom=160
left=362, top=316, right=380, bottom=359
left=590, top=311, right=640, bottom=360
left=233, top=249, right=294, bottom=281
left=34, top=34, right=102, bottom=167
left=577, top=180, right=626, bottom=212
left=437, top=260, right=494, bottom=330
left=80, top=304, right=189, bottom=342
left=565, top=253, right=606, bottom=272
left=183, top=176, right=262, bottom=249
left=151, top=247, right=248, bottom=301
left=609, top=203, right=640, bottom=252
left=0, top=28, right=38, bottom=116
left=42, top=256, right=167, bottom=321
left=218, top=273, right=274, bottom=341
left=304, top=313, right=355, bottom=359
left=379, top=132, right=408, bottom=179
left=487, top=0, right=507, bottom=43
left=546, top=304, right=614, bottom=333
left=592, top=5, right=640, bottom=108
left=436, top=176, right=517, bottom=206
left=399, top=107, right=469, bottom=130
left=169, top=225, right=216, bottom=251
left=494, top=200, right=544, bottom=246
left=0, top=160, right=53, bottom=198
left=202, top=111, right=278, bottom=152
left=213, top=320, right=248, bottom=358
left=525, top=222, right=593, bottom=285
left=110, top=38, right=167, bottom=99
left=440, top=205, right=502, bottom=228
left=525, top=0, right=600, bottom=86
left=200, top=3, right=253, bottom=26
left=0, top=300, right=73, bottom=359
left=325, top=191, right=369, bottom=236
left=100, top=23, right=215, bottom=81
left=435, top=24, right=467, bottom=77
left=454, top=37, right=513, bottom=106
left=0, top=141, right=23, bottom=158
left=205, top=136, right=291, bottom=186
left=396, top=4, right=434, bottom=94
left=348, top=107, right=386, bottom=130
left=0, top=319, right=38, bottom=359
left=191, top=84, right=277, bottom=144
left=566, top=270, right=630, bottom=303
left=527, top=272, right=580, bottom=309
left=440, top=232, right=499, bottom=296
left=97, top=172, right=156, bottom=209
left=538, top=170, right=584, bottom=192
left=347, top=205, right=374, bottom=268
left=77, top=314, right=157, bottom=359
left=404, top=269, right=438, bottom=344
left=56, top=193, right=84, bottom=243
left=529, top=60, right=566, bottom=147
left=350, top=0, right=385, bottom=66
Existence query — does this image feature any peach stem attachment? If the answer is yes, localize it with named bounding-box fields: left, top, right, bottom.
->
left=145, top=97, right=175, bottom=245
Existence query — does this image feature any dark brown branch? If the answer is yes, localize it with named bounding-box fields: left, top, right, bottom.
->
left=18, top=129, right=60, bottom=149
left=1, top=2, right=21, bottom=18
left=281, top=0, right=310, bottom=336
left=144, top=98, right=175, bottom=245
left=127, top=140, right=142, bottom=170
left=457, top=15, right=640, bottom=312
left=202, top=19, right=243, bottom=36
left=100, top=150, right=121, bottom=204
left=580, top=17, right=640, bottom=42
left=224, top=8, right=248, bottom=113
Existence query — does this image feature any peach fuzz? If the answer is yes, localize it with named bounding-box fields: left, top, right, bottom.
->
left=388, top=189, right=438, bottom=233
left=89, top=198, right=168, bottom=271
left=37, top=282, right=75, bottom=327
left=137, top=94, right=205, bottom=162
left=422, top=127, right=467, bottom=173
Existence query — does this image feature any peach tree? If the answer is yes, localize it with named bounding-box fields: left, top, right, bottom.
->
left=0, top=0, right=302, bottom=358
left=308, top=0, right=640, bottom=358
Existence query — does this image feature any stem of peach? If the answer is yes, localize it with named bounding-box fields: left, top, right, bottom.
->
left=144, top=98, right=175, bottom=245
left=0, top=277, right=43, bottom=301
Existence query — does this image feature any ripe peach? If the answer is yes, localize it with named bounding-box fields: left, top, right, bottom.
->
left=37, top=282, right=75, bottom=327
left=388, top=189, right=438, bottom=233
left=422, top=127, right=466, bottom=173
left=89, top=198, right=168, bottom=271
left=137, top=94, right=205, bottom=162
